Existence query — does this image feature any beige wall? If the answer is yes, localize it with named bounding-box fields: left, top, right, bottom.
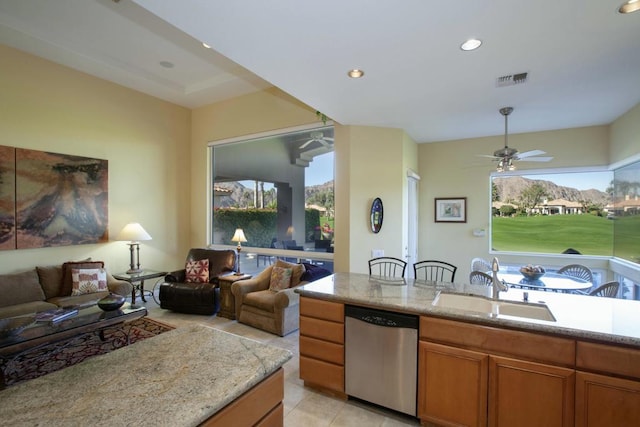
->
left=0, top=45, right=191, bottom=274
left=610, top=102, right=640, bottom=164
left=3, top=43, right=638, bottom=282
left=418, top=125, right=611, bottom=282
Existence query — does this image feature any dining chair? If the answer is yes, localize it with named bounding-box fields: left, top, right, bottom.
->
left=413, top=260, right=457, bottom=282
left=469, top=271, right=493, bottom=286
left=589, top=281, right=619, bottom=298
left=470, top=257, right=492, bottom=272
left=557, top=264, right=593, bottom=283
left=368, top=257, right=407, bottom=278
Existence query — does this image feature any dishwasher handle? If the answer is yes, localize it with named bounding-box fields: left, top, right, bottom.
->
left=345, top=305, right=418, bottom=329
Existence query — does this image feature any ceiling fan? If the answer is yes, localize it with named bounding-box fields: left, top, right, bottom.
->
left=479, top=107, right=553, bottom=171
left=299, top=131, right=334, bottom=149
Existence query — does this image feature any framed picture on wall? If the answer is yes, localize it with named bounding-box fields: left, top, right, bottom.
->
left=435, top=197, right=467, bottom=223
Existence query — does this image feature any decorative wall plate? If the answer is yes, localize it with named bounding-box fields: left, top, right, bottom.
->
left=370, top=197, right=383, bottom=233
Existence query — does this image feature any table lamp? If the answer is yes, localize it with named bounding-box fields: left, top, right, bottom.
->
left=116, top=223, right=152, bottom=274
left=231, top=228, right=247, bottom=275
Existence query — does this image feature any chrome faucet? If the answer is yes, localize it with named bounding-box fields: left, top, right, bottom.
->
left=491, top=257, right=509, bottom=299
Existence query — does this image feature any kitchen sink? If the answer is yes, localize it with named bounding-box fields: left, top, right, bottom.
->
left=431, top=292, right=556, bottom=322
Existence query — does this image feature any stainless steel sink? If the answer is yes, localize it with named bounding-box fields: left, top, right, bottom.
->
left=431, top=292, right=556, bottom=322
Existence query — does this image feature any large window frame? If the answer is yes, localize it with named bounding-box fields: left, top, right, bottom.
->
left=207, top=123, right=335, bottom=275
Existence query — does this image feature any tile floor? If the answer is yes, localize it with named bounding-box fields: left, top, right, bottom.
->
left=140, top=293, right=420, bottom=426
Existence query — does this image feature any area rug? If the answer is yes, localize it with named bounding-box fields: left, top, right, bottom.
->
left=1, top=317, right=175, bottom=387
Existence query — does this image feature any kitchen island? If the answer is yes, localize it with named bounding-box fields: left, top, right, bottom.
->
left=0, top=324, right=292, bottom=427
left=296, top=272, right=640, bottom=427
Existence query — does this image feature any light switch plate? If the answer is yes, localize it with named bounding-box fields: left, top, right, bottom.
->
left=371, top=249, right=384, bottom=258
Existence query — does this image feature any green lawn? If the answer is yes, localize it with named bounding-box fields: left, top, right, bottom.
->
left=492, top=214, right=614, bottom=255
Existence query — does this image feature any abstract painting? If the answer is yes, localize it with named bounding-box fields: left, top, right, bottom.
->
left=11, top=147, right=108, bottom=249
left=0, top=146, right=16, bottom=251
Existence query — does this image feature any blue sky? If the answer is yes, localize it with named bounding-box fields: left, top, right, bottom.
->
left=306, top=152, right=334, bottom=186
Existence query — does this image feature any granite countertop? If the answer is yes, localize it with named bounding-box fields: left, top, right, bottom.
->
left=0, top=324, right=292, bottom=427
left=295, top=272, right=640, bottom=347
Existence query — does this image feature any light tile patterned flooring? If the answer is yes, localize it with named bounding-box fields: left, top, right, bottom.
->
left=142, top=294, right=420, bottom=426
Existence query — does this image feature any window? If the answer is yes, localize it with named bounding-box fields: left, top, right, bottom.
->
left=612, top=159, right=640, bottom=264
left=209, top=124, right=335, bottom=274
left=490, top=169, right=614, bottom=256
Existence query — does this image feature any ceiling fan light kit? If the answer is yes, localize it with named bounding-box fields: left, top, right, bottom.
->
left=478, top=106, right=553, bottom=172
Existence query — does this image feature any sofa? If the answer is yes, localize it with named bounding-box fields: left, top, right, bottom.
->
left=231, top=260, right=332, bottom=336
left=159, top=248, right=237, bottom=315
left=0, top=260, right=133, bottom=319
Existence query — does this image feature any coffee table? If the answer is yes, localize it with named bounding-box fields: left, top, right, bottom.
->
left=0, top=303, right=146, bottom=388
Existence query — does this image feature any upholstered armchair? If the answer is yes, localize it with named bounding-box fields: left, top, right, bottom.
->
left=231, top=260, right=306, bottom=336
left=159, top=248, right=236, bottom=315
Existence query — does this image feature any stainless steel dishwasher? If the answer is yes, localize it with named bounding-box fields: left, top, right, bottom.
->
left=344, top=305, right=418, bottom=416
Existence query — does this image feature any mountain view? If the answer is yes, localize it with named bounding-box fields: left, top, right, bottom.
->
left=493, top=176, right=610, bottom=206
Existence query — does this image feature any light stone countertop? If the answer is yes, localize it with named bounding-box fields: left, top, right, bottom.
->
left=296, top=272, right=640, bottom=347
left=0, top=324, right=292, bottom=427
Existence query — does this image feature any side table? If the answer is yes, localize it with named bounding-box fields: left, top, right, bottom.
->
left=113, top=270, right=168, bottom=307
left=217, top=274, right=252, bottom=319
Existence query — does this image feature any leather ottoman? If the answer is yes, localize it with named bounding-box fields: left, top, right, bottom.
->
left=159, top=282, right=220, bottom=315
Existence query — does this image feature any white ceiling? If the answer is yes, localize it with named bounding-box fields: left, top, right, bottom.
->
left=1, top=0, right=639, bottom=143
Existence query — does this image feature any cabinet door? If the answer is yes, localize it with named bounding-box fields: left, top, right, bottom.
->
left=489, top=356, right=574, bottom=427
left=418, top=341, right=489, bottom=427
left=575, top=371, right=640, bottom=427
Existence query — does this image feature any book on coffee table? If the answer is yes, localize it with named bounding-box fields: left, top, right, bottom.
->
left=35, top=308, right=79, bottom=323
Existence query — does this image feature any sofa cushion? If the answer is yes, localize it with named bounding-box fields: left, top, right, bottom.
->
left=269, top=266, right=292, bottom=291
left=36, top=265, right=64, bottom=299
left=274, top=259, right=305, bottom=287
left=185, top=259, right=209, bottom=283
left=0, top=270, right=46, bottom=308
left=71, top=268, right=108, bottom=295
left=243, top=290, right=276, bottom=313
left=61, top=261, right=104, bottom=297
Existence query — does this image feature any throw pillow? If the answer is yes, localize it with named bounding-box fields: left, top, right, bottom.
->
left=274, top=259, right=305, bottom=287
left=71, top=268, right=108, bottom=296
left=185, top=259, right=209, bottom=283
left=269, top=266, right=292, bottom=292
left=62, top=260, right=104, bottom=296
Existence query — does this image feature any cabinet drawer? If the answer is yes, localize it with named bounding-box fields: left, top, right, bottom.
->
left=577, top=341, right=640, bottom=380
left=421, top=316, right=575, bottom=366
left=300, top=316, right=344, bottom=344
left=300, top=335, right=344, bottom=365
left=300, top=297, right=344, bottom=323
left=300, top=355, right=344, bottom=394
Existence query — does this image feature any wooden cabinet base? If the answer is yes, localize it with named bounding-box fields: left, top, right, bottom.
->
left=201, top=368, right=284, bottom=427
left=575, top=371, right=640, bottom=427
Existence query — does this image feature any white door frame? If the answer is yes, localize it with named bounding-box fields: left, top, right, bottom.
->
left=407, top=169, right=420, bottom=278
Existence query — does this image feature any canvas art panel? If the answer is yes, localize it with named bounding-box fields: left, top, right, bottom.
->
left=0, top=146, right=16, bottom=250
left=11, top=147, right=109, bottom=249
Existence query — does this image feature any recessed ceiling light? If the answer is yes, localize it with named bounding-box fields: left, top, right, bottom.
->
left=619, top=0, right=640, bottom=13
left=347, top=69, right=364, bottom=78
left=159, top=61, right=174, bottom=68
left=460, top=38, right=482, bottom=51
left=202, top=42, right=211, bottom=49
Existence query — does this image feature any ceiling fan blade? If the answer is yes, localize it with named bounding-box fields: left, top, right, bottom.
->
left=516, top=149, right=546, bottom=159
left=518, top=156, right=554, bottom=162
left=299, top=139, right=314, bottom=149
left=476, top=154, right=500, bottom=159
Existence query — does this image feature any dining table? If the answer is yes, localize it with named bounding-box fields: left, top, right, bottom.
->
left=494, top=271, right=593, bottom=293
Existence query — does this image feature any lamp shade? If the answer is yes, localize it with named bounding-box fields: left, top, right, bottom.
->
left=116, top=223, right=152, bottom=242
left=231, top=228, right=247, bottom=243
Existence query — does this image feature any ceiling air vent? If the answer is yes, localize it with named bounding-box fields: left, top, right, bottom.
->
left=496, top=72, right=529, bottom=87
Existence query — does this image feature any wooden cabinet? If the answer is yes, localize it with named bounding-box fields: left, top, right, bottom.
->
left=488, top=356, right=574, bottom=427
left=299, top=297, right=345, bottom=397
left=418, top=341, right=488, bottom=427
left=575, top=341, right=640, bottom=426
left=419, top=317, right=575, bottom=427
